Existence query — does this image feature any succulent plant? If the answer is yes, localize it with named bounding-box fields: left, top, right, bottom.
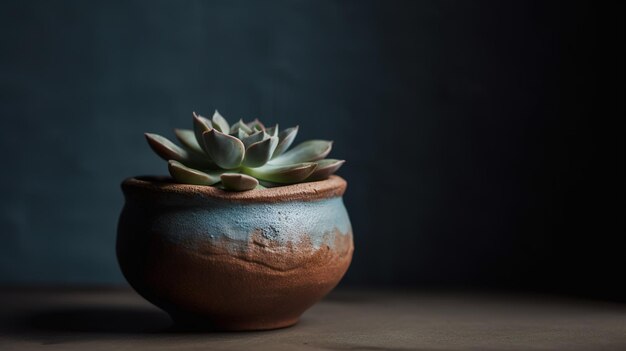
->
left=145, top=110, right=345, bottom=191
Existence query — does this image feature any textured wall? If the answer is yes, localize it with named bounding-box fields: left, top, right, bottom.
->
left=1, top=0, right=623, bottom=300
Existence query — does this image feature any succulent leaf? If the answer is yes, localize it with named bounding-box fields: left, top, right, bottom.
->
left=193, top=112, right=213, bottom=149
left=247, top=119, right=265, bottom=132
left=174, top=128, right=204, bottom=154
left=241, top=130, right=266, bottom=149
left=243, top=136, right=278, bottom=167
left=202, top=129, right=245, bottom=169
left=146, top=133, right=186, bottom=161
left=145, top=133, right=211, bottom=168
left=306, top=159, right=345, bottom=181
left=211, top=110, right=230, bottom=133
left=230, top=119, right=253, bottom=134
left=237, top=128, right=249, bottom=140
left=270, top=140, right=332, bottom=165
left=266, top=124, right=279, bottom=138
left=168, top=160, right=221, bottom=185
left=272, top=126, right=299, bottom=158
left=220, top=173, right=259, bottom=191
left=243, top=162, right=317, bottom=183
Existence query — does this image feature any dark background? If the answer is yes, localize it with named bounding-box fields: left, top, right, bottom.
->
left=1, top=1, right=623, bottom=301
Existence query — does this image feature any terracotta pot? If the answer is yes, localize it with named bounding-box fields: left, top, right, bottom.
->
left=117, top=175, right=353, bottom=331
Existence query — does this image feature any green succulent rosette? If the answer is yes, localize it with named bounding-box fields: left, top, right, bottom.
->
left=145, top=110, right=345, bottom=191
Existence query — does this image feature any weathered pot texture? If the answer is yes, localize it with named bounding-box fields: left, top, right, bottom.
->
left=117, top=175, right=353, bottom=331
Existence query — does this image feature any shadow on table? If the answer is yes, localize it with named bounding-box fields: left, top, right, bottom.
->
left=21, top=306, right=172, bottom=334
left=18, top=306, right=290, bottom=336
left=11, top=291, right=385, bottom=337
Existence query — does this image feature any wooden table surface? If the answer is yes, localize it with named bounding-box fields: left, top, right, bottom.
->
left=1, top=287, right=625, bottom=350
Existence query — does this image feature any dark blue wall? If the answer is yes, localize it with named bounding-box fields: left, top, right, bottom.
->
left=1, top=0, right=378, bottom=284
left=1, top=0, right=623, bottom=300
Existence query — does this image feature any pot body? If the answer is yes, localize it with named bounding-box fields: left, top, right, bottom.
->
left=117, top=176, right=353, bottom=331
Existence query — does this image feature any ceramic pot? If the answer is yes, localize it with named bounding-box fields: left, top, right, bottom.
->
left=117, top=175, right=353, bottom=331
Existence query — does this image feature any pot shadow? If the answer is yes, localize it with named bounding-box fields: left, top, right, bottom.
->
left=20, top=306, right=173, bottom=335
left=17, top=306, right=289, bottom=337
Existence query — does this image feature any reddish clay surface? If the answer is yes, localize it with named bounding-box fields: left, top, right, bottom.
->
left=142, top=230, right=353, bottom=330
left=122, top=175, right=347, bottom=203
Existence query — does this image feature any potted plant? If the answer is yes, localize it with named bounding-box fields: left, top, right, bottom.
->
left=117, top=110, right=353, bottom=331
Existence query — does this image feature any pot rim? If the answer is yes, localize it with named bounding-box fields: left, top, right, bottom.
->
left=121, top=175, right=347, bottom=203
